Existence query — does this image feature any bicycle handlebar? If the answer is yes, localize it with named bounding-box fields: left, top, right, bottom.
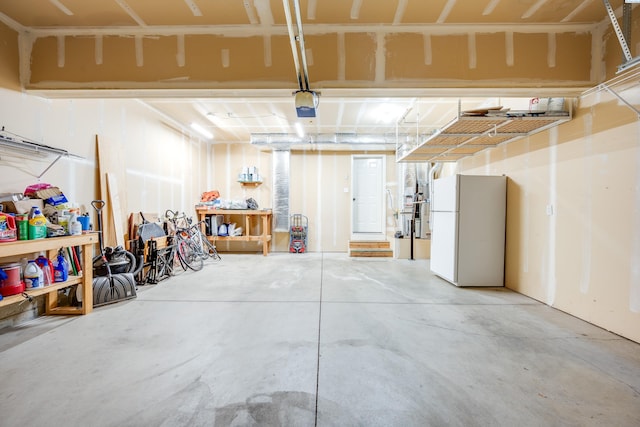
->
left=165, top=209, right=181, bottom=219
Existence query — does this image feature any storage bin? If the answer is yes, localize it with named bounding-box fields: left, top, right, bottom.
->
left=0, top=262, right=25, bottom=296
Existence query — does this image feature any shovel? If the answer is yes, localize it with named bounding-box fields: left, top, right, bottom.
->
left=91, top=200, right=106, bottom=251
left=90, top=200, right=137, bottom=307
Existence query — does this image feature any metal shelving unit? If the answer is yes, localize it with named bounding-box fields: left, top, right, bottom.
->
left=397, top=109, right=572, bottom=163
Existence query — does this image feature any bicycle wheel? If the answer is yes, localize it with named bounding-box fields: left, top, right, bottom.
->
left=202, top=236, right=221, bottom=260
left=173, top=232, right=194, bottom=271
left=172, top=245, right=188, bottom=273
left=192, top=229, right=219, bottom=260
left=176, top=237, right=204, bottom=271
left=194, top=233, right=210, bottom=261
left=182, top=225, right=207, bottom=261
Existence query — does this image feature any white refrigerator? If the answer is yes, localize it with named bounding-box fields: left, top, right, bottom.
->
left=430, top=174, right=506, bottom=287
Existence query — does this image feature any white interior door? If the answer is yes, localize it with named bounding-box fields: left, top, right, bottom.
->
left=352, top=156, right=384, bottom=236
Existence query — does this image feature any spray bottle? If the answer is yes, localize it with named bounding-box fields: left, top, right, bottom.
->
left=53, top=249, right=69, bottom=282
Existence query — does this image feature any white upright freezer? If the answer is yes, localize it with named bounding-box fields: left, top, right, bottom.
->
left=430, top=174, right=506, bottom=287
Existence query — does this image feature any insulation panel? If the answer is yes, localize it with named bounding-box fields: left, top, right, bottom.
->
left=272, top=149, right=290, bottom=232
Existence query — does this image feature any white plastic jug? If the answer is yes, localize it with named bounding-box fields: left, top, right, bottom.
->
left=24, top=260, right=44, bottom=289
left=69, top=213, right=82, bottom=236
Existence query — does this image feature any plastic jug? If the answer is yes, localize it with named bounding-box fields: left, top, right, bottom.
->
left=35, top=255, right=54, bottom=286
left=24, top=260, right=44, bottom=289
left=69, top=213, right=82, bottom=236
left=28, top=207, right=47, bottom=240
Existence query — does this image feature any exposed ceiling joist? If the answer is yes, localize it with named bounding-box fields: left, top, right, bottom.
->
left=10, top=22, right=599, bottom=37
left=0, top=0, right=634, bottom=154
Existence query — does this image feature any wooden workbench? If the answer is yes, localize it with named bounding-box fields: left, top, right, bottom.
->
left=0, top=233, right=97, bottom=315
left=196, top=208, right=273, bottom=256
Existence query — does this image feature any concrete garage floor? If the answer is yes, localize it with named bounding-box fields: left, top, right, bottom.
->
left=0, top=253, right=639, bottom=427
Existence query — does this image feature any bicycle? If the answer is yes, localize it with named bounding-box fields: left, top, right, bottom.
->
left=140, top=225, right=196, bottom=283
left=164, top=210, right=221, bottom=271
left=182, top=217, right=222, bottom=261
left=175, top=232, right=203, bottom=271
left=164, top=211, right=203, bottom=271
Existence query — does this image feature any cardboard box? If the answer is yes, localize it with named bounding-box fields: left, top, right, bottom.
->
left=1, top=199, right=44, bottom=214
left=32, top=187, right=69, bottom=207
left=393, top=237, right=431, bottom=260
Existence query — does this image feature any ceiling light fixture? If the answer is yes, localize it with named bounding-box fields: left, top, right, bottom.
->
left=294, top=122, right=305, bottom=138
left=190, top=122, right=213, bottom=140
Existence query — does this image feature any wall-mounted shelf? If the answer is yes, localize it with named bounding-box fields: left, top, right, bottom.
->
left=0, top=133, right=82, bottom=178
left=238, top=181, right=262, bottom=187
left=397, top=109, right=571, bottom=163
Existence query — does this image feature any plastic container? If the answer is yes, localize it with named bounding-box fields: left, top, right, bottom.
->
left=35, top=255, right=54, bottom=286
left=28, top=207, right=47, bottom=240
left=53, top=251, right=69, bottom=283
left=0, top=212, right=18, bottom=242
left=70, top=219, right=82, bottom=236
left=24, top=260, right=44, bottom=290
left=77, top=215, right=90, bottom=232
left=0, top=213, right=17, bottom=242
left=16, top=214, right=28, bottom=240
left=58, top=214, right=70, bottom=235
left=28, top=206, right=38, bottom=219
left=0, top=263, right=25, bottom=296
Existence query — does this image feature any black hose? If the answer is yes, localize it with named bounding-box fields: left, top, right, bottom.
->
left=124, top=250, right=144, bottom=277
left=93, top=247, right=141, bottom=277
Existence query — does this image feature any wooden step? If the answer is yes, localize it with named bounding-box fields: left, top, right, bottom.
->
left=349, top=248, right=394, bottom=258
left=349, top=240, right=391, bottom=250
left=349, top=240, right=393, bottom=257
